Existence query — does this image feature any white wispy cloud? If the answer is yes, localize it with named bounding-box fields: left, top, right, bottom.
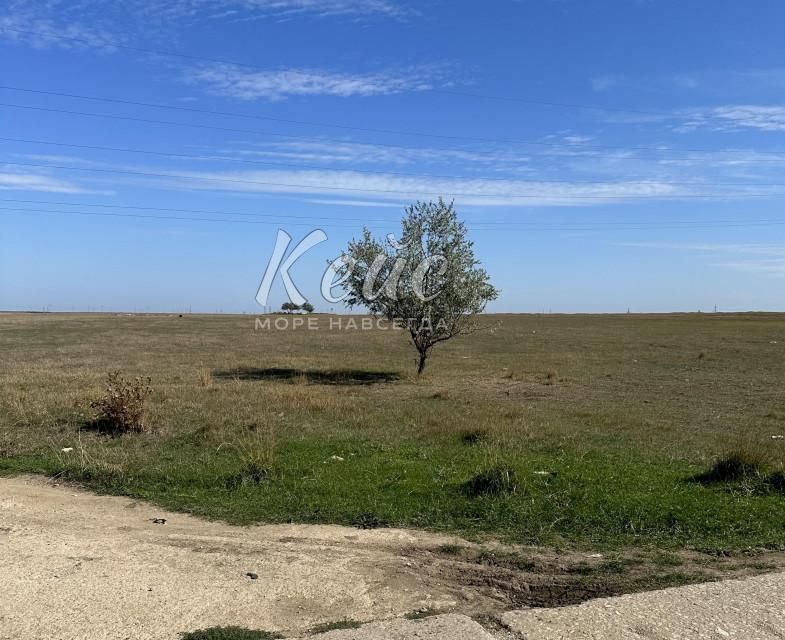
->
left=619, top=242, right=785, bottom=256
left=682, top=105, right=785, bottom=133
left=619, top=242, right=785, bottom=276
left=591, top=74, right=623, bottom=92
left=0, top=0, right=407, bottom=51
left=144, top=167, right=701, bottom=206
left=590, top=72, right=701, bottom=93
left=221, top=0, right=407, bottom=19
left=591, top=67, right=785, bottom=95
left=19, top=142, right=785, bottom=206
left=0, top=170, right=94, bottom=194
left=220, top=140, right=533, bottom=168
left=718, top=259, right=785, bottom=275
left=185, top=63, right=443, bottom=100
left=597, top=100, right=785, bottom=135
left=0, top=12, right=117, bottom=50
left=305, top=198, right=403, bottom=207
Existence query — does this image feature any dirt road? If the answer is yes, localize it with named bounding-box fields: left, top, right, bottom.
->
left=0, top=475, right=485, bottom=639
left=2, top=475, right=784, bottom=640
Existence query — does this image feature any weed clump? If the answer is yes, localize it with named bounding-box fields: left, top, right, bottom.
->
left=309, top=619, right=362, bottom=634
left=351, top=512, right=386, bottom=529
left=692, top=446, right=785, bottom=495
left=180, top=627, right=281, bottom=640
left=90, top=371, right=152, bottom=434
left=696, top=449, right=767, bottom=483
left=225, top=461, right=269, bottom=490
left=463, top=465, right=519, bottom=497
left=767, top=471, right=785, bottom=492
left=197, top=367, right=213, bottom=388
left=461, top=429, right=489, bottom=446
left=405, top=608, right=440, bottom=620
left=437, top=543, right=464, bottom=555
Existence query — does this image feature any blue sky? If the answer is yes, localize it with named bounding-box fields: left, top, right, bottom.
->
left=2, top=0, right=785, bottom=312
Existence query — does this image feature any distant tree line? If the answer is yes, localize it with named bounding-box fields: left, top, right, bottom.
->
left=281, top=301, right=315, bottom=313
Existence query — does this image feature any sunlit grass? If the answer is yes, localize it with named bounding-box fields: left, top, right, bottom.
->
left=1, top=312, right=784, bottom=552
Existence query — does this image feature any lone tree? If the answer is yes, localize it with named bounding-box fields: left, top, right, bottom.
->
left=337, top=199, right=498, bottom=374
left=301, top=301, right=315, bottom=313
left=281, top=302, right=300, bottom=313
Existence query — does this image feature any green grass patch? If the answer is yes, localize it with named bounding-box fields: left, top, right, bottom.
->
left=2, top=313, right=785, bottom=553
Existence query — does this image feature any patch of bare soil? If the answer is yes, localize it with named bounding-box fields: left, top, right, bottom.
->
left=402, top=544, right=785, bottom=610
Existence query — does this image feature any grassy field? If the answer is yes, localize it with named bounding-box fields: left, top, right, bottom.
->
left=2, top=311, right=785, bottom=555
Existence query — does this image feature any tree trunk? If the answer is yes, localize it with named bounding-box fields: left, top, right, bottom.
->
left=417, top=351, right=428, bottom=375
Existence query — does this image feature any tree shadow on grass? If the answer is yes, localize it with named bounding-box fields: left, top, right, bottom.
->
left=213, top=367, right=400, bottom=386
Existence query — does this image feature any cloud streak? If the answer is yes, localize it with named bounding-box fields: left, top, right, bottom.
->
left=0, top=170, right=95, bottom=194
left=220, top=140, right=533, bottom=168
left=144, top=166, right=715, bottom=206
left=620, top=242, right=785, bottom=276
left=683, top=105, right=785, bottom=133
left=185, top=63, right=444, bottom=101
left=0, top=0, right=408, bottom=51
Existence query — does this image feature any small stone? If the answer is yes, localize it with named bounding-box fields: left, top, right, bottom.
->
left=151, top=518, right=167, bottom=525
left=246, top=572, right=259, bottom=580
left=61, top=447, right=74, bottom=453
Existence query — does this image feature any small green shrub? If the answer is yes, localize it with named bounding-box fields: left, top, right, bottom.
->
left=697, top=449, right=767, bottom=483
left=437, top=543, right=463, bottom=555
left=692, top=446, right=785, bottom=494
left=460, top=429, right=488, bottom=446
left=89, top=371, right=152, bottom=434
left=463, top=466, right=519, bottom=497
left=351, top=512, right=386, bottom=529
left=405, top=608, right=440, bottom=620
left=180, top=626, right=281, bottom=640
left=310, top=619, right=362, bottom=634
left=766, top=471, right=785, bottom=493
left=225, top=461, right=269, bottom=490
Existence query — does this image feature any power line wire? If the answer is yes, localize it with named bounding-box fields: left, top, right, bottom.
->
left=6, top=205, right=785, bottom=232
left=4, top=160, right=780, bottom=200
left=2, top=85, right=783, bottom=158
left=0, top=205, right=376, bottom=228
left=0, top=100, right=560, bottom=161
left=9, top=198, right=785, bottom=227
left=0, top=201, right=380, bottom=222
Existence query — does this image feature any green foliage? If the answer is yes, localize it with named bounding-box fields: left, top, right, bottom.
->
left=301, top=301, right=315, bottom=313
left=338, top=199, right=498, bottom=373
left=281, top=302, right=300, bottom=313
